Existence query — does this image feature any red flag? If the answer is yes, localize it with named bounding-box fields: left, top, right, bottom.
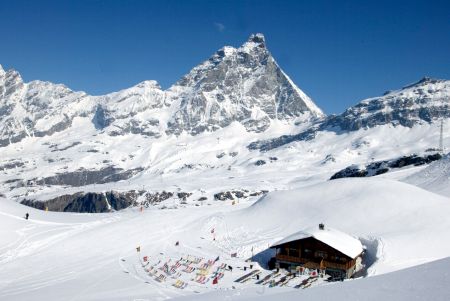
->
left=212, top=277, right=218, bottom=285
left=143, top=256, right=148, bottom=262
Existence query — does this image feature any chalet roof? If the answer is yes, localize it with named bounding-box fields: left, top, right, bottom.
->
left=271, top=226, right=363, bottom=259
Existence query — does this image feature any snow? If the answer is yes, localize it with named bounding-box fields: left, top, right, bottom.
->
left=403, top=154, right=450, bottom=197
left=271, top=226, right=363, bottom=259
left=1, top=177, right=450, bottom=300
left=0, top=33, right=450, bottom=301
left=175, top=257, right=450, bottom=301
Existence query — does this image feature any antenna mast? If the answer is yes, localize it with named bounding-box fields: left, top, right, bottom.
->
left=439, top=119, right=444, bottom=154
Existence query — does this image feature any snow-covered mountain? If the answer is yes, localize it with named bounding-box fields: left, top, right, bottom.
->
left=165, top=33, right=323, bottom=135
left=0, top=33, right=322, bottom=147
left=249, top=77, right=450, bottom=151
left=1, top=34, right=450, bottom=213
left=325, top=77, right=450, bottom=130
left=1, top=33, right=450, bottom=301
left=0, top=67, right=91, bottom=147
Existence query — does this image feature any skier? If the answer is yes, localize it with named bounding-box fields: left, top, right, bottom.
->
left=24, top=213, right=29, bottom=220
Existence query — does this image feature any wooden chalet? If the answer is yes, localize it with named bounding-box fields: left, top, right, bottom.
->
left=270, top=224, right=363, bottom=279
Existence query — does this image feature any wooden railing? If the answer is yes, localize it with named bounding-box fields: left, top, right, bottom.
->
left=276, top=254, right=353, bottom=270
left=276, top=254, right=308, bottom=264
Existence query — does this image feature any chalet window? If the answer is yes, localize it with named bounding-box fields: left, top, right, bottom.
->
left=303, top=248, right=312, bottom=258
left=315, top=251, right=328, bottom=259
left=279, top=248, right=288, bottom=255
left=289, top=248, right=299, bottom=257
left=335, top=256, right=346, bottom=262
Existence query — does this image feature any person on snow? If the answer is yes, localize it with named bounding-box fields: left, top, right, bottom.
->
left=24, top=213, right=29, bottom=220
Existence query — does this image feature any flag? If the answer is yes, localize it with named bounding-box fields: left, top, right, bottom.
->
left=231, top=252, right=237, bottom=258
left=215, top=256, right=220, bottom=262
left=212, top=277, right=218, bottom=285
left=143, top=256, right=148, bottom=262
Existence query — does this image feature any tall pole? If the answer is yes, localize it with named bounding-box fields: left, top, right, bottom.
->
left=440, top=119, right=444, bottom=154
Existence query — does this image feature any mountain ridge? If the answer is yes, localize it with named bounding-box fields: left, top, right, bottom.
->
left=0, top=34, right=449, bottom=213
left=0, top=33, right=322, bottom=145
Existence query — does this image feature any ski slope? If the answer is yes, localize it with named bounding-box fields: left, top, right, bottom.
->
left=403, top=154, right=450, bottom=197
left=1, top=177, right=450, bottom=300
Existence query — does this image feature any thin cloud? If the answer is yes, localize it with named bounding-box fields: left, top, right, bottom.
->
left=214, top=22, right=225, bottom=33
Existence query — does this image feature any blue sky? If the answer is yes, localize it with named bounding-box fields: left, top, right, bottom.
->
left=0, top=0, right=449, bottom=114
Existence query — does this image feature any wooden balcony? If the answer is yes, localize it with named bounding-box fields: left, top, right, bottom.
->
left=275, top=254, right=354, bottom=270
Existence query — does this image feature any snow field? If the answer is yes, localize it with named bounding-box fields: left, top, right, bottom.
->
left=2, top=176, right=450, bottom=300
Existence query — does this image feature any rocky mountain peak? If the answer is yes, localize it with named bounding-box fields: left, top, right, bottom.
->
left=247, top=33, right=266, bottom=44
left=166, top=33, right=323, bottom=135
left=402, top=77, right=444, bottom=90
left=135, top=80, right=162, bottom=90
left=4, top=68, right=23, bottom=85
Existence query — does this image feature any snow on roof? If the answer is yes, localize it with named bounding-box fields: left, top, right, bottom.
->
left=271, top=225, right=363, bottom=259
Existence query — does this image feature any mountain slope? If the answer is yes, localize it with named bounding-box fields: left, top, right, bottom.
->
left=403, top=154, right=450, bottom=197
left=249, top=77, right=450, bottom=151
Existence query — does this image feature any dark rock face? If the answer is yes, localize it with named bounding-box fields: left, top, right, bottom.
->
left=214, top=189, right=267, bottom=201
left=0, top=160, right=25, bottom=170
left=248, top=127, right=318, bottom=151
left=330, top=153, right=443, bottom=180
left=254, top=160, right=266, bottom=166
left=141, top=191, right=174, bottom=206
left=329, top=166, right=369, bottom=180
left=21, top=190, right=138, bottom=213
left=92, top=105, right=114, bottom=129
left=49, top=142, right=81, bottom=152
left=29, top=166, right=144, bottom=187
left=177, top=192, right=193, bottom=200
left=107, top=119, right=161, bottom=138
left=214, top=191, right=234, bottom=201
